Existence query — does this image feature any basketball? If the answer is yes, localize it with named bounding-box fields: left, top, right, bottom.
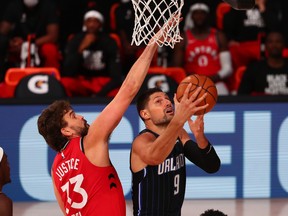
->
left=176, top=74, right=218, bottom=115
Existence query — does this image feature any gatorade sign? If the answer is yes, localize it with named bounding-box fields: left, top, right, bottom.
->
left=27, top=74, right=49, bottom=94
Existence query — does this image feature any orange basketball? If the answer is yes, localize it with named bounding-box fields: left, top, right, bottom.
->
left=176, top=74, right=218, bottom=115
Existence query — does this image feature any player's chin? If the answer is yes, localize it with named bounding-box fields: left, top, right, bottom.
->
left=165, top=112, right=174, bottom=121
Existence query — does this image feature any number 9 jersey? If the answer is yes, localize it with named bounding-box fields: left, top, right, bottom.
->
left=131, top=129, right=186, bottom=216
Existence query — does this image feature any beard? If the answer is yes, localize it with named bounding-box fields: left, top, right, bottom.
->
left=80, top=121, right=90, bottom=136
left=72, top=121, right=90, bottom=137
left=80, top=124, right=89, bottom=136
left=154, top=110, right=173, bottom=126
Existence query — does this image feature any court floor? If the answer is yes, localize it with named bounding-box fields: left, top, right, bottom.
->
left=13, top=199, right=288, bottom=216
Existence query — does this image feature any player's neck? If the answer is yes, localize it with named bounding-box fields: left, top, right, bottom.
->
left=147, top=124, right=169, bottom=135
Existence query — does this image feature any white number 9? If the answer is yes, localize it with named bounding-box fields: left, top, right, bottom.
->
left=174, top=174, right=180, bottom=195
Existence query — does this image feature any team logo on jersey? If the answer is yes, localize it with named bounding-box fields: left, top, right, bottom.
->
left=158, top=153, right=185, bottom=175
left=108, top=173, right=117, bottom=189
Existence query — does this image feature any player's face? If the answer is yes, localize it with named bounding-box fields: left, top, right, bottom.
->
left=146, top=92, right=174, bottom=125
left=84, top=17, right=102, bottom=33
left=0, top=154, right=11, bottom=185
left=62, top=110, right=90, bottom=137
left=191, top=10, right=208, bottom=27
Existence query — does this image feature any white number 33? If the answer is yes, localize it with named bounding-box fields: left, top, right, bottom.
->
left=61, top=174, right=88, bottom=213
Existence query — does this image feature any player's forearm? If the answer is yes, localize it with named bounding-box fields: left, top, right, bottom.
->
left=120, top=43, right=158, bottom=97
left=36, top=24, right=59, bottom=46
left=194, top=134, right=209, bottom=149
left=184, top=141, right=221, bottom=173
left=148, top=118, right=184, bottom=164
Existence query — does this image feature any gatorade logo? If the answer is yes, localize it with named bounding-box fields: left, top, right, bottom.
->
left=27, top=74, right=49, bottom=94
left=147, top=75, right=169, bottom=92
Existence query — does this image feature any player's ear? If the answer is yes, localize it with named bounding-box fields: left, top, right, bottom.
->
left=140, top=109, right=150, bottom=120
left=61, top=127, right=71, bottom=137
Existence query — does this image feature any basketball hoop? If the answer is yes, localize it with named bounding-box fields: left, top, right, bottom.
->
left=131, top=0, right=184, bottom=48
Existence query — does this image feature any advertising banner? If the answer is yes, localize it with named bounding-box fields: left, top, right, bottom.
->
left=1, top=102, right=288, bottom=201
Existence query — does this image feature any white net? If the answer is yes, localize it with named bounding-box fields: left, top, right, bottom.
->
left=131, top=0, right=184, bottom=48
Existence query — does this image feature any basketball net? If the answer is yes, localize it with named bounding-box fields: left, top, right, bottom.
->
left=131, top=0, right=184, bottom=48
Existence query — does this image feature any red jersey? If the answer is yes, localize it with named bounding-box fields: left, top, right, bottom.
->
left=184, top=28, right=221, bottom=76
left=52, top=137, right=126, bottom=216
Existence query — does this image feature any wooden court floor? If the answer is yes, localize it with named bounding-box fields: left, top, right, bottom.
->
left=13, top=199, right=288, bottom=216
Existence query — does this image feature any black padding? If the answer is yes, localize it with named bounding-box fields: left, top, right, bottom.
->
left=14, top=73, right=66, bottom=98
left=222, top=0, right=255, bottom=10
left=137, top=73, right=179, bottom=99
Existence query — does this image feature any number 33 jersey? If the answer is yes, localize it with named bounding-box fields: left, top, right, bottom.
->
left=52, top=137, right=125, bottom=216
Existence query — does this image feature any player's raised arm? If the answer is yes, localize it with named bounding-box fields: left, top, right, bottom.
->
left=85, top=15, right=183, bottom=147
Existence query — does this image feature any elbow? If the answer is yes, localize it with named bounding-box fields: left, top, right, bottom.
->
left=121, top=78, right=140, bottom=97
left=148, top=158, right=165, bottom=166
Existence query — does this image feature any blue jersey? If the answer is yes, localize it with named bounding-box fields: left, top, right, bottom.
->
left=131, top=129, right=186, bottom=216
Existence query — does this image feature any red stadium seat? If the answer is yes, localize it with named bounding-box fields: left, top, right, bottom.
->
left=0, top=67, right=61, bottom=98
left=5, top=67, right=61, bottom=87
left=216, top=2, right=231, bottom=30
left=148, top=67, right=187, bottom=84
left=110, top=3, right=120, bottom=32
left=283, top=48, right=288, bottom=58
left=109, top=33, right=122, bottom=50
left=234, top=65, right=246, bottom=92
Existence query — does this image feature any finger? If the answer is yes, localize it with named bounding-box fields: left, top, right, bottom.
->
left=193, top=103, right=209, bottom=114
left=173, top=93, right=179, bottom=104
left=197, top=115, right=204, bottom=121
left=190, top=93, right=208, bottom=109
left=181, top=83, right=193, bottom=101
left=188, top=88, right=203, bottom=103
left=187, top=118, right=193, bottom=124
left=196, top=115, right=204, bottom=126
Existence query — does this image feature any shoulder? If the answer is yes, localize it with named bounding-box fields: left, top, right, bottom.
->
left=247, top=60, right=266, bottom=70
left=133, top=130, right=157, bottom=146
left=135, top=130, right=156, bottom=140
left=243, top=60, right=266, bottom=77
left=99, top=33, right=118, bottom=45
left=67, top=32, right=85, bottom=44
left=73, top=32, right=86, bottom=40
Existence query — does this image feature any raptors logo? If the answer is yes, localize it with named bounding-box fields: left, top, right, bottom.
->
left=108, top=173, right=117, bottom=189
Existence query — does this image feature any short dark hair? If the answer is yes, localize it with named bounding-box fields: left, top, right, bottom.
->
left=200, top=209, right=228, bottom=216
left=136, top=88, right=164, bottom=120
left=37, top=100, right=72, bottom=152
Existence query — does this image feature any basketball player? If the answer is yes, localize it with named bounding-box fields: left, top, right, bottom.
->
left=0, top=147, right=12, bottom=216
left=37, top=15, right=182, bottom=216
left=173, top=2, right=232, bottom=95
left=130, top=87, right=221, bottom=215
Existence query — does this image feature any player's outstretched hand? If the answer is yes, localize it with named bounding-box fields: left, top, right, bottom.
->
left=150, top=13, right=183, bottom=46
left=173, top=83, right=208, bottom=125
